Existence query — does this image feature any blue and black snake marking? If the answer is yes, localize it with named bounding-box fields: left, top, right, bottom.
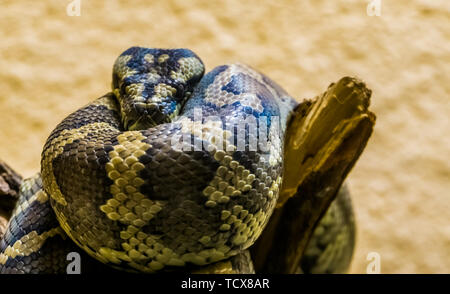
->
left=0, top=47, right=355, bottom=273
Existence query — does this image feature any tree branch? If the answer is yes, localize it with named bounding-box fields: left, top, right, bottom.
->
left=251, top=77, right=376, bottom=273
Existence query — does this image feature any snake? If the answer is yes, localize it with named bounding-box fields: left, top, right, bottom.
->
left=0, top=47, right=355, bottom=274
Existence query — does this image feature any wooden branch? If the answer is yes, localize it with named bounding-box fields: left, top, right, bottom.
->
left=0, top=159, right=22, bottom=211
left=0, top=160, right=22, bottom=238
left=251, top=77, right=376, bottom=273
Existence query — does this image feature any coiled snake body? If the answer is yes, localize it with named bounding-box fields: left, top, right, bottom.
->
left=0, top=47, right=354, bottom=273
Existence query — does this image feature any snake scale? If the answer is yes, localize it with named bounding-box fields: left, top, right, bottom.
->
left=0, top=47, right=355, bottom=274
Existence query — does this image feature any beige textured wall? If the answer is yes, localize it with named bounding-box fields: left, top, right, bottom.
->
left=0, top=0, right=448, bottom=273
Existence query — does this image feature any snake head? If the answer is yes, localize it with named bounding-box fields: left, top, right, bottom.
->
left=112, top=47, right=205, bottom=131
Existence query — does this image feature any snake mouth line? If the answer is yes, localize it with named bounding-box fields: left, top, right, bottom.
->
left=127, top=116, right=157, bottom=131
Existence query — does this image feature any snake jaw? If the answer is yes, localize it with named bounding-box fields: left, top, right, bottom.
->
left=127, top=115, right=157, bottom=131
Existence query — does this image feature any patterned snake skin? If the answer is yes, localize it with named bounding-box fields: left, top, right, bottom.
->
left=0, top=47, right=354, bottom=273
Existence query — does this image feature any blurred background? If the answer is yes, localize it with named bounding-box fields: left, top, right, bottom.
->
left=0, top=0, right=448, bottom=273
